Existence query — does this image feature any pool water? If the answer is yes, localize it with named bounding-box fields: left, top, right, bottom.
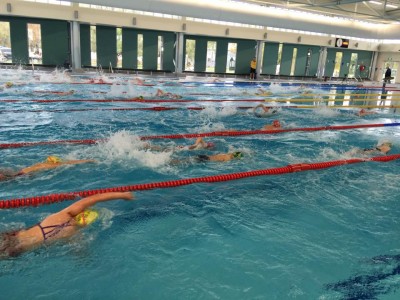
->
left=1, top=70, right=400, bottom=299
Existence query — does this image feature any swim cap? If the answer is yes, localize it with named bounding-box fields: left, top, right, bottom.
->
left=273, top=120, right=281, bottom=127
left=46, top=156, right=62, bottom=164
left=206, top=142, right=215, bottom=149
left=5, top=82, right=13, bottom=88
left=233, top=151, right=243, bottom=159
left=360, top=109, right=366, bottom=113
left=74, top=210, right=98, bottom=226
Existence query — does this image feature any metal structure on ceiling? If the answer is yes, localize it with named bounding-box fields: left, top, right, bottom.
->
left=234, top=0, right=400, bottom=23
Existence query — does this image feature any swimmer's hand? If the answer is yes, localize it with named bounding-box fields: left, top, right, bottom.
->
left=121, top=192, right=135, bottom=201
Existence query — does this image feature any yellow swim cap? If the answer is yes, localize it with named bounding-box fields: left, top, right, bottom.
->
left=46, top=156, right=62, bottom=164
left=5, top=82, right=13, bottom=88
left=74, top=210, right=99, bottom=226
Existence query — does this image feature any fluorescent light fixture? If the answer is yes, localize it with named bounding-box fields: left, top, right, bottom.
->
left=386, top=4, right=398, bottom=8
left=369, top=1, right=382, bottom=4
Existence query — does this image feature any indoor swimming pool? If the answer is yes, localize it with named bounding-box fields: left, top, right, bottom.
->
left=1, top=70, right=400, bottom=299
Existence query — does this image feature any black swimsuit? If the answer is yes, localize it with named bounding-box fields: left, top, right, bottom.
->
left=37, top=220, right=72, bottom=241
left=195, top=155, right=210, bottom=162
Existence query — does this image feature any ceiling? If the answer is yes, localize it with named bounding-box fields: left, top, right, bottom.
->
left=234, top=0, right=400, bottom=23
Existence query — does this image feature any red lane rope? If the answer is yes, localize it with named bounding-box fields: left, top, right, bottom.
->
left=1, top=154, right=399, bottom=209
left=0, top=123, right=397, bottom=149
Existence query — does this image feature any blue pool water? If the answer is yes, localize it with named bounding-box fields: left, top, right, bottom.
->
left=1, top=70, right=400, bottom=299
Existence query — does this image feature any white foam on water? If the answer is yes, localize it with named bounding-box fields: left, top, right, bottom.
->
left=85, top=130, right=174, bottom=169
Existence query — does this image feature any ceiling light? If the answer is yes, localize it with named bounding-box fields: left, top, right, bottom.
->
left=386, top=4, right=398, bottom=8
left=369, top=1, right=382, bottom=4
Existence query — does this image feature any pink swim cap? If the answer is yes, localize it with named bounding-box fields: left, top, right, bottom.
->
left=206, top=142, right=215, bottom=148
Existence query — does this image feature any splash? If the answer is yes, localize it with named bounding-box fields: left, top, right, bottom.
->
left=314, top=106, right=341, bottom=117
left=94, top=130, right=173, bottom=168
left=199, top=106, right=238, bottom=119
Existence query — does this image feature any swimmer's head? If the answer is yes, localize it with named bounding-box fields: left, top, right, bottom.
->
left=359, top=109, right=366, bottom=113
left=206, top=142, right=215, bottom=149
left=5, top=82, right=13, bottom=88
left=46, top=156, right=62, bottom=164
left=273, top=120, right=281, bottom=127
left=74, top=209, right=99, bottom=226
left=380, top=141, right=392, bottom=147
left=233, top=151, right=243, bottom=159
left=138, top=95, right=144, bottom=99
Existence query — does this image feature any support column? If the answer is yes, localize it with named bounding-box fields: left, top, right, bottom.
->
left=317, top=46, right=327, bottom=79
left=70, top=21, right=81, bottom=71
left=175, top=32, right=184, bottom=74
left=256, top=40, right=263, bottom=80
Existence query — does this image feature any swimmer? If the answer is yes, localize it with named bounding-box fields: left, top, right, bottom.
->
left=187, top=138, right=215, bottom=150
left=356, top=109, right=376, bottom=117
left=361, top=142, right=392, bottom=155
left=4, top=82, right=13, bottom=88
left=194, top=151, right=243, bottom=162
left=171, top=151, right=243, bottom=165
left=132, top=78, right=144, bottom=85
left=253, top=104, right=279, bottom=118
left=155, top=89, right=182, bottom=99
left=0, top=156, right=96, bottom=182
left=255, top=88, right=272, bottom=96
left=262, top=120, right=282, bottom=130
left=345, top=142, right=392, bottom=156
left=144, top=138, right=215, bottom=152
left=0, top=192, right=134, bottom=258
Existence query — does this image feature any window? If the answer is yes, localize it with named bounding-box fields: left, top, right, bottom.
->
left=157, top=36, right=164, bottom=70
left=0, top=22, right=12, bottom=63
left=333, top=52, right=343, bottom=77
left=290, top=48, right=297, bottom=76
left=116, top=28, right=122, bottom=68
left=206, top=41, right=216, bottom=72
left=276, top=43, right=283, bottom=75
left=185, top=39, right=195, bottom=71
left=90, top=26, right=97, bottom=67
left=226, top=42, right=237, bottom=73
left=348, top=53, right=358, bottom=78
left=27, top=23, right=42, bottom=64
left=137, top=34, right=143, bottom=69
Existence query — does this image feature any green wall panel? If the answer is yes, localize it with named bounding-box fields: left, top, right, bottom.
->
left=262, top=42, right=279, bottom=75
left=280, top=44, right=295, bottom=76
left=96, top=25, right=116, bottom=68
left=162, top=32, right=175, bottom=72
left=325, top=49, right=337, bottom=77
left=236, top=40, right=256, bottom=74
left=309, top=46, right=320, bottom=77
left=215, top=40, right=228, bottom=73
left=194, top=38, right=207, bottom=72
left=122, top=28, right=137, bottom=69
left=143, top=31, right=158, bottom=70
left=9, top=19, right=29, bottom=64
left=41, top=20, right=69, bottom=65
left=293, top=45, right=308, bottom=76
left=80, top=24, right=91, bottom=67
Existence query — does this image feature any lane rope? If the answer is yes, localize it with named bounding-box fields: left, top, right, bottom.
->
left=1, top=153, right=399, bottom=209
left=1, top=122, right=399, bottom=149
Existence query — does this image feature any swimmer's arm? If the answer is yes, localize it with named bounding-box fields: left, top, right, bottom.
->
left=61, top=159, right=97, bottom=165
left=64, top=192, right=134, bottom=217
